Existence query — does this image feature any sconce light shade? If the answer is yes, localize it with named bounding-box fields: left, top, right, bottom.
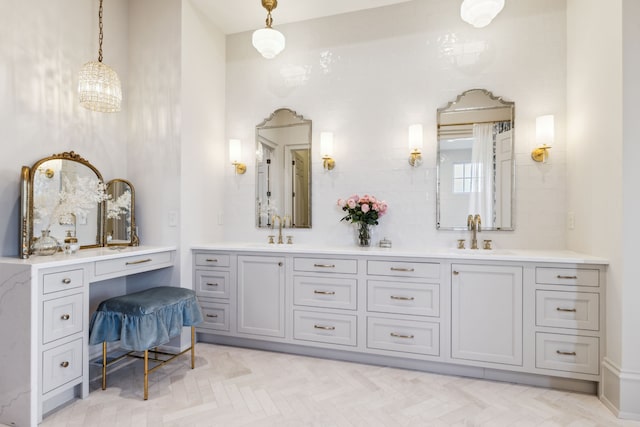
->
left=229, top=139, right=247, bottom=174
left=532, top=114, right=554, bottom=162
left=253, top=0, right=285, bottom=59
left=78, top=0, right=122, bottom=112
left=252, top=28, right=286, bottom=59
left=408, top=124, right=423, bottom=167
left=460, top=0, right=505, bottom=28
left=320, top=132, right=335, bottom=170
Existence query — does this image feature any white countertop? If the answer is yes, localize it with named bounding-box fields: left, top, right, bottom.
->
left=0, top=245, right=177, bottom=268
left=191, top=243, right=608, bottom=265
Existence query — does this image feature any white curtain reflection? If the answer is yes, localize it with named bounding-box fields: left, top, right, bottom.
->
left=469, top=123, right=494, bottom=224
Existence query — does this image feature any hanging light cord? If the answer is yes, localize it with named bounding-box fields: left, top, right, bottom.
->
left=98, top=0, right=104, bottom=62
left=265, top=10, right=273, bottom=28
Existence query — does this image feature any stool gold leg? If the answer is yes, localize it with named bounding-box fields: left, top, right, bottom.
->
left=144, top=349, right=149, bottom=400
left=102, top=342, right=107, bottom=390
left=191, top=326, right=195, bottom=369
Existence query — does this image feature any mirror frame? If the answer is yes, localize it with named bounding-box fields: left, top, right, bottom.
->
left=105, top=178, right=139, bottom=247
left=20, top=151, right=105, bottom=258
left=436, top=89, right=515, bottom=231
left=255, top=108, right=312, bottom=229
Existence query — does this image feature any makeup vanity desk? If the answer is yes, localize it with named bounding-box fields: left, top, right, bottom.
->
left=0, top=245, right=176, bottom=427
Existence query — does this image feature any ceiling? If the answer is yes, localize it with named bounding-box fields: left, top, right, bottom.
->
left=190, top=0, right=416, bottom=35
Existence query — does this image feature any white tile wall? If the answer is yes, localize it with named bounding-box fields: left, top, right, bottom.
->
left=224, top=0, right=568, bottom=250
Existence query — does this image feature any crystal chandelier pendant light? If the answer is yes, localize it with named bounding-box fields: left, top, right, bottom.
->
left=78, top=0, right=122, bottom=112
left=460, top=0, right=505, bottom=28
left=252, top=0, right=286, bottom=59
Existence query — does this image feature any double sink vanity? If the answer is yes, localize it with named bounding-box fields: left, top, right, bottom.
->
left=193, top=244, right=607, bottom=394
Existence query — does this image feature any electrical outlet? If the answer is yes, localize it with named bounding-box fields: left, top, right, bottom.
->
left=168, top=210, right=178, bottom=227
left=567, top=211, right=575, bottom=230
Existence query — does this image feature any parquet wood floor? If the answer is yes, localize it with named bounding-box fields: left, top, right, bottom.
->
left=39, top=343, right=640, bottom=427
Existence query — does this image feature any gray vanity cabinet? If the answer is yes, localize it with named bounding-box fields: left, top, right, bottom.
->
left=237, top=255, right=286, bottom=338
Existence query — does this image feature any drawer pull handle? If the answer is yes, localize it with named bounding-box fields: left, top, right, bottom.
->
left=556, top=307, right=577, bottom=312
left=390, top=267, right=415, bottom=272
left=126, top=258, right=152, bottom=265
left=390, top=332, right=414, bottom=339
left=557, top=275, right=578, bottom=280
left=556, top=350, right=577, bottom=356
left=314, top=290, right=336, bottom=295
left=390, top=295, right=415, bottom=301
left=206, top=282, right=218, bottom=287
left=206, top=314, right=218, bottom=318
left=62, top=278, right=72, bottom=284
left=453, top=271, right=459, bottom=275
left=206, top=258, right=218, bottom=262
left=313, top=264, right=335, bottom=268
left=313, top=324, right=336, bottom=331
left=60, top=361, right=70, bottom=368
left=60, top=314, right=70, bottom=320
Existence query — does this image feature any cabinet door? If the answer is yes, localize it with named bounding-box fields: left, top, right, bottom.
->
left=451, top=264, right=523, bottom=366
left=237, top=255, right=286, bottom=338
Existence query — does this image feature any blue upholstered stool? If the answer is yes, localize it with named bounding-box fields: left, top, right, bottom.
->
left=89, top=286, right=203, bottom=399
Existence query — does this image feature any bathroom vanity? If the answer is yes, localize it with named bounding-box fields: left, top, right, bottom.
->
left=0, top=246, right=176, bottom=427
left=193, top=244, right=607, bottom=393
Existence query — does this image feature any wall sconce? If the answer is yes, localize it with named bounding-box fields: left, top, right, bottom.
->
left=320, top=132, right=335, bottom=170
left=532, top=115, right=554, bottom=162
left=408, top=124, right=423, bottom=167
left=229, top=139, right=247, bottom=174
left=460, top=0, right=505, bottom=28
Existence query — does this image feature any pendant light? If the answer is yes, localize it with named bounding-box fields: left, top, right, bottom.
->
left=252, top=0, right=286, bottom=59
left=78, top=0, right=122, bottom=112
left=460, top=0, right=505, bottom=28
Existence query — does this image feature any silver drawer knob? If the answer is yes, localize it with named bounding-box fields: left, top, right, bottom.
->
left=60, top=314, right=70, bottom=320
left=60, top=361, right=70, bottom=368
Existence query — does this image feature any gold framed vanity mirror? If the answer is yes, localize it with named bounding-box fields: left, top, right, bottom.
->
left=20, top=151, right=105, bottom=258
left=105, top=178, right=138, bottom=247
left=255, top=108, right=312, bottom=228
left=437, top=89, right=515, bottom=231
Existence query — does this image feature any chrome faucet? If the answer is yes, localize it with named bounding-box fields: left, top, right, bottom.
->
left=467, top=214, right=481, bottom=249
left=271, top=215, right=284, bottom=244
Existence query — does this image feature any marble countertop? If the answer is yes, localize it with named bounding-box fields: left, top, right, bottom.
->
left=191, top=243, right=608, bottom=265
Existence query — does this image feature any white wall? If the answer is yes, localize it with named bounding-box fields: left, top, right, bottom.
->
left=0, top=0, right=129, bottom=257
left=224, top=0, right=568, bottom=251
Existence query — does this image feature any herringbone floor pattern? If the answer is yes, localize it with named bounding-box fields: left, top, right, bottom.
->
left=40, top=343, right=639, bottom=427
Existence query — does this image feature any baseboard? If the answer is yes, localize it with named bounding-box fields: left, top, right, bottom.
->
left=602, top=357, right=640, bottom=421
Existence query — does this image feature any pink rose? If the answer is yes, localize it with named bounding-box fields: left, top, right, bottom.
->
left=349, top=194, right=359, bottom=202
left=337, top=198, right=346, bottom=208
left=372, top=203, right=380, bottom=211
left=361, top=203, right=370, bottom=213
left=347, top=199, right=356, bottom=209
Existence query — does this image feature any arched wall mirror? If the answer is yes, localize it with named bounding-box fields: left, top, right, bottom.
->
left=19, top=151, right=139, bottom=258
left=437, top=89, right=515, bottom=230
left=105, top=179, right=138, bottom=246
left=255, top=108, right=312, bottom=228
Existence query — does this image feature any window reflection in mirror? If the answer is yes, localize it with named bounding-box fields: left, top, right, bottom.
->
left=255, top=108, right=312, bottom=228
left=437, top=89, right=514, bottom=230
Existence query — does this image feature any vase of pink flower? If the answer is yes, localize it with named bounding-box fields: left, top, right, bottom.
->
left=337, top=194, right=388, bottom=247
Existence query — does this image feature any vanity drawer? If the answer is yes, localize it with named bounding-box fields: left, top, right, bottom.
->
left=535, top=333, right=599, bottom=375
left=367, top=281, right=439, bottom=317
left=198, top=301, right=230, bottom=331
left=367, top=260, right=439, bottom=279
left=195, top=270, right=230, bottom=299
left=194, top=253, right=231, bottom=268
left=42, top=269, right=84, bottom=294
left=42, top=338, right=83, bottom=394
left=294, top=257, right=357, bottom=274
left=293, top=310, right=357, bottom=346
left=535, top=267, right=599, bottom=287
left=367, top=317, right=439, bottom=356
left=294, top=276, right=357, bottom=310
left=42, top=293, right=84, bottom=344
left=536, top=290, right=599, bottom=331
left=95, top=251, right=173, bottom=277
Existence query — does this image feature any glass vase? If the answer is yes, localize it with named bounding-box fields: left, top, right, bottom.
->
left=355, top=222, right=373, bottom=247
left=32, top=229, right=59, bottom=256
